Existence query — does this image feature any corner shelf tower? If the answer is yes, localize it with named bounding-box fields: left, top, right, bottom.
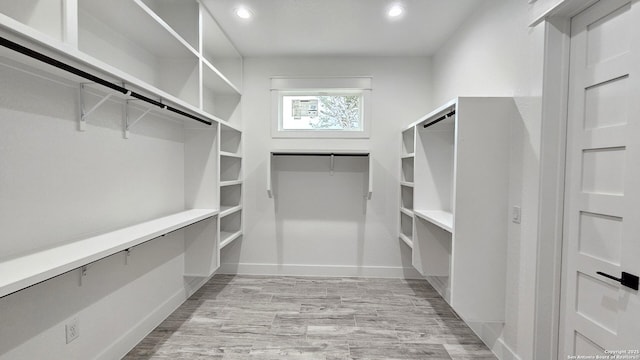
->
left=219, top=123, right=243, bottom=249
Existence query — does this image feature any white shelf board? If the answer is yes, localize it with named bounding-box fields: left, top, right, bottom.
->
left=219, top=230, right=242, bottom=249
left=220, top=205, right=242, bottom=218
left=220, top=121, right=242, bottom=133
left=414, top=210, right=453, bottom=233
left=220, top=151, right=242, bottom=158
left=202, top=57, right=241, bottom=96
left=399, top=233, right=414, bottom=249
left=400, top=207, right=414, bottom=217
left=220, top=180, right=243, bottom=187
left=0, top=209, right=218, bottom=298
left=401, top=153, right=415, bottom=159
left=400, top=181, right=414, bottom=188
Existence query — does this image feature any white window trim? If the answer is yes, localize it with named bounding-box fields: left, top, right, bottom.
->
left=270, top=76, right=372, bottom=139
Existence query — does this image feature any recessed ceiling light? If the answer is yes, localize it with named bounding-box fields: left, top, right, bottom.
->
left=387, top=4, right=404, bottom=18
left=235, top=6, right=253, bottom=19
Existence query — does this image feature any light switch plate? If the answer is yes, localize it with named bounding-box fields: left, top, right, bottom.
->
left=512, top=206, right=521, bottom=224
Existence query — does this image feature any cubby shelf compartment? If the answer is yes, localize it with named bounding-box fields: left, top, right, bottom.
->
left=0, top=209, right=218, bottom=299
left=140, top=0, right=199, bottom=51
left=202, top=60, right=241, bottom=122
left=0, top=0, right=65, bottom=42
left=220, top=183, right=242, bottom=217
left=400, top=212, right=414, bottom=246
left=219, top=210, right=242, bottom=249
left=78, top=0, right=200, bottom=108
left=402, top=126, right=415, bottom=156
left=220, top=155, right=242, bottom=182
left=401, top=157, right=414, bottom=183
left=220, top=123, right=242, bottom=155
left=401, top=185, right=414, bottom=211
left=201, top=5, right=242, bottom=91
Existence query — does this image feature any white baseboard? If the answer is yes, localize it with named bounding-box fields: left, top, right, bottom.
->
left=219, top=262, right=423, bottom=279
left=94, top=288, right=187, bottom=360
left=493, top=337, right=523, bottom=360
left=465, top=321, right=504, bottom=351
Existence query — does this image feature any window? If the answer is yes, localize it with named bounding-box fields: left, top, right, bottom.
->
left=271, top=77, right=372, bottom=138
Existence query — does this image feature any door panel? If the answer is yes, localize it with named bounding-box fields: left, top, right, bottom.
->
left=562, top=0, right=640, bottom=356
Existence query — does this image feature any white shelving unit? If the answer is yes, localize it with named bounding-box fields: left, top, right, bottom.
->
left=0, top=0, right=242, bottom=124
left=402, top=97, right=515, bottom=343
left=218, top=123, right=243, bottom=249
left=0, top=0, right=244, bottom=289
left=0, top=209, right=217, bottom=298
left=399, top=126, right=415, bottom=248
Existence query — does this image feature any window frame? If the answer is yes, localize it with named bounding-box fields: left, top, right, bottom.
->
left=270, top=77, right=372, bottom=139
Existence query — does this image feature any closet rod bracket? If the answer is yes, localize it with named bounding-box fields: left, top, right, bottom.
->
left=124, top=248, right=132, bottom=265
left=330, top=154, right=335, bottom=175
left=79, top=265, right=88, bottom=286
left=124, top=100, right=153, bottom=139
left=78, top=83, right=114, bottom=131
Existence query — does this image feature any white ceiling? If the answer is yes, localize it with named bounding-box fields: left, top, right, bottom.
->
left=201, top=0, right=483, bottom=57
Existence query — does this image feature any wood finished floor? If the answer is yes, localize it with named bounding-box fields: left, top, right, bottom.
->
left=124, top=275, right=497, bottom=359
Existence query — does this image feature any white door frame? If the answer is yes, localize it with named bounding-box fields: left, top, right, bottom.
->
left=531, top=1, right=599, bottom=359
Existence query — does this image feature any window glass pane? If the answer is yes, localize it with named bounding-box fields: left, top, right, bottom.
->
left=281, top=94, right=362, bottom=130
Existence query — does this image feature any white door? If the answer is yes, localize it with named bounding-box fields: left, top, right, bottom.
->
left=561, top=0, right=640, bottom=357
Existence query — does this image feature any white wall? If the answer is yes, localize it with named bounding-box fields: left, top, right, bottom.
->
left=429, top=0, right=545, bottom=359
left=0, top=63, right=194, bottom=359
left=220, top=56, right=431, bottom=277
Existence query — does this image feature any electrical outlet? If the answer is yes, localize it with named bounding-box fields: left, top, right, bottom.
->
left=512, top=206, right=521, bottom=224
left=65, top=317, right=79, bottom=344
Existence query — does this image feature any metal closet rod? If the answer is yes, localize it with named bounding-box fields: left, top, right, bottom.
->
left=272, top=152, right=369, bottom=157
left=0, top=36, right=212, bottom=126
left=423, top=109, right=456, bottom=128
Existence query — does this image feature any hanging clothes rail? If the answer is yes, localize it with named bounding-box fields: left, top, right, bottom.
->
left=271, top=152, right=370, bottom=157
left=0, top=36, right=212, bottom=126
left=423, top=109, right=456, bottom=129
left=267, top=150, right=372, bottom=199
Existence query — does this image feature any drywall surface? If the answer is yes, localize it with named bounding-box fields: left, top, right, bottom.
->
left=0, top=64, right=188, bottom=359
left=430, top=0, right=545, bottom=359
left=221, top=56, right=431, bottom=278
